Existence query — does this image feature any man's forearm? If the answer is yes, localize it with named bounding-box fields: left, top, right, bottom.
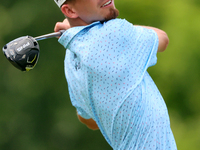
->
left=135, top=25, right=169, bottom=52
left=77, top=114, right=99, bottom=130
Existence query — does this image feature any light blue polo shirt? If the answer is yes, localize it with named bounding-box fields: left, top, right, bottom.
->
left=58, top=19, right=177, bottom=150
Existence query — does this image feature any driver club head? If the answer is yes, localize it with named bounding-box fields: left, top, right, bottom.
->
left=2, top=36, right=40, bottom=71
left=2, top=30, right=64, bottom=72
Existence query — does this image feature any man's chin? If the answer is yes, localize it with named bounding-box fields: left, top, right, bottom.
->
left=104, top=8, right=119, bottom=22
left=90, top=8, right=119, bottom=24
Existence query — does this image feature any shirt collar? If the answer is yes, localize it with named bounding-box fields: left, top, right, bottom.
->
left=58, top=21, right=101, bottom=49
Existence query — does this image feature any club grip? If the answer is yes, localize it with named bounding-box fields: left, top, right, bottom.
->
left=34, top=30, right=65, bottom=41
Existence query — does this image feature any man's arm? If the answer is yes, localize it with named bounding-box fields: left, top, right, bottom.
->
left=77, top=114, right=99, bottom=130
left=135, top=25, right=169, bottom=52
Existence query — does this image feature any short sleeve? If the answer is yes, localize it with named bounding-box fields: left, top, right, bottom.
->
left=143, top=28, right=159, bottom=68
left=95, top=19, right=159, bottom=72
left=68, top=86, right=91, bottom=119
left=131, top=25, right=159, bottom=69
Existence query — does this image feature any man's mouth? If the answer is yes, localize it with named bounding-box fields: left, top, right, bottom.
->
left=101, top=0, right=112, bottom=8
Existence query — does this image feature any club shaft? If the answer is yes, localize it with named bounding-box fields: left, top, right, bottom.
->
left=34, top=30, right=65, bottom=41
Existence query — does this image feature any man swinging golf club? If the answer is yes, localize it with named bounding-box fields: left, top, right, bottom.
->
left=54, top=0, right=177, bottom=149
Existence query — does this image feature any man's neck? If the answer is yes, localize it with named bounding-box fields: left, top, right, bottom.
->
left=68, top=18, right=89, bottom=27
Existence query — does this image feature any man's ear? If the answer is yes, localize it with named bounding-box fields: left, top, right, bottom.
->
left=61, top=4, right=78, bottom=18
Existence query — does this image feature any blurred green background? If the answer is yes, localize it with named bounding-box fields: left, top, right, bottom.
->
left=0, top=0, right=200, bottom=149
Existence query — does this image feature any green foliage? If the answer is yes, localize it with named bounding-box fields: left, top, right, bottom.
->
left=0, top=0, right=200, bottom=149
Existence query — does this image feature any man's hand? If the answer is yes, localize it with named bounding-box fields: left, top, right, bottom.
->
left=77, top=114, right=99, bottom=130
left=54, top=18, right=71, bottom=32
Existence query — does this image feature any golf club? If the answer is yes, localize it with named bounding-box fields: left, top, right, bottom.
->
left=2, top=30, right=65, bottom=72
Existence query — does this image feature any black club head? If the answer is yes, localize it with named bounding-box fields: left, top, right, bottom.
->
left=2, top=36, right=40, bottom=71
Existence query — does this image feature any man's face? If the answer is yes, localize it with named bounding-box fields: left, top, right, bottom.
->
left=72, top=0, right=119, bottom=24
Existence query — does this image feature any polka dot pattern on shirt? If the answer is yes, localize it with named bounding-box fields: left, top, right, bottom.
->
left=59, top=19, right=177, bottom=150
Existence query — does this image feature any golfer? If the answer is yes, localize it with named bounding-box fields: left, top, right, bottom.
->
left=54, top=0, right=177, bottom=149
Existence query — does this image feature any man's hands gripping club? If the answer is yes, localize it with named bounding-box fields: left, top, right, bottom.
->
left=54, top=19, right=71, bottom=32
